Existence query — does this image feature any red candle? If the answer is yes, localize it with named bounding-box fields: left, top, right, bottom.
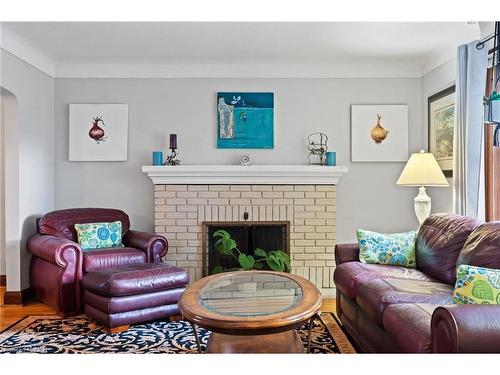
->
left=169, top=134, right=177, bottom=149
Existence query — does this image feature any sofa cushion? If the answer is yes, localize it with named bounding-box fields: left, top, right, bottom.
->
left=456, top=222, right=500, bottom=270
left=453, top=264, right=500, bottom=304
left=39, top=208, right=130, bottom=242
left=334, top=261, right=435, bottom=300
left=83, top=247, right=146, bottom=273
left=356, top=278, right=453, bottom=325
left=383, top=303, right=437, bottom=353
left=357, top=229, right=417, bottom=268
left=416, top=214, right=481, bottom=285
left=83, top=263, right=189, bottom=297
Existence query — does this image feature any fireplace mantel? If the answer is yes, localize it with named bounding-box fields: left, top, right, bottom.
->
left=142, top=164, right=348, bottom=185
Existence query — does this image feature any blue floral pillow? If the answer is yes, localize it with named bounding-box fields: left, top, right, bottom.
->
left=74, top=221, right=123, bottom=250
left=356, top=229, right=417, bottom=268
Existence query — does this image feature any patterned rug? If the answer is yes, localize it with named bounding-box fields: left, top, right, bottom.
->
left=0, top=313, right=355, bottom=354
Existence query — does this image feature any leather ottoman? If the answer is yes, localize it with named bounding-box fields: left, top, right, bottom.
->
left=83, top=263, right=189, bottom=332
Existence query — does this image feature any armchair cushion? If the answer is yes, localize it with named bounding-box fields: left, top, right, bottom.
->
left=83, top=247, right=146, bottom=273
left=75, top=221, right=123, bottom=250
left=39, top=208, right=130, bottom=242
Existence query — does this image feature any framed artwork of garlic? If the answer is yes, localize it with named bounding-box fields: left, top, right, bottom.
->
left=351, top=104, right=409, bottom=162
left=69, top=104, right=128, bottom=161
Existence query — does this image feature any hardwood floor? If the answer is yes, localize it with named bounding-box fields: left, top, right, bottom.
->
left=0, top=286, right=336, bottom=331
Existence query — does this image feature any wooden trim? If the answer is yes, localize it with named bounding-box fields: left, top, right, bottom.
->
left=3, top=287, right=34, bottom=305
left=0, top=275, right=6, bottom=287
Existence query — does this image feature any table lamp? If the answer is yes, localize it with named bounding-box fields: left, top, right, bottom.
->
left=396, top=150, right=449, bottom=224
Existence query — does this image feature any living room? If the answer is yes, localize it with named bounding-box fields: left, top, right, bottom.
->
left=1, top=0, right=500, bottom=372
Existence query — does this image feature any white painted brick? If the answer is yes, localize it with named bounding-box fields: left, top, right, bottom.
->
left=155, top=212, right=165, bottom=219
left=155, top=198, right=165, bottom=205
left=262, top=191, right=283, bottom=198
left=187, top=212, right=198, bottom=219
left=241, top=191, right=262, bottom=198
left=251, top=185, right=273, bottom=192
left=168, top=240, right=188, bottom=247
left=156, top=219, right=176, bottom=226
left=252, top=206, right=259, bottom=221
left=294, top=226, right=315, bottom=233
left=154, top=185, right=165, bottom=191
left=284, top=191, right=305, bottom=199
left=155, top=191, right=177, bottom=198
left=187, top=198, right=208, bottom=205
left=177, top=205, right=198, bottom=212
left=294, top=185, right=315, bottom=191
left=279, top=205, right=287, bottom=220
left=176, top=219, right=198, bottom=226
left=156, top=205, right=176, bottom=212
left=272, top=185, right=294, bottom=191
left=305, top=191, right=326, bottom=199
left=294, top=198, right=314, bottom=205
left=230, top=185, right=251, bottom=191
left=305, top=219, right=326, bottom=226
left=165, top=185, right=187, bottom=191
left=259, top=206, right=266, bottom=221
left=316, top=240, right=335, bottom=246
left=272, top=206, right=280, bottom=221
left=219, top=191, right=241, bottom=198
left=315, top=254, right=334, bottom=260
left=305, top=205, right=326, bottom=212
left=167, top=198, right=187, bottom=205
left=293, top=253, right=316, bottom=260
left=273, top=199, right=293, bottom=205
left=209, top=185, right=230, bottom=191
left=188, top=185, right=208, bottom=191
left=198, top=191, right=219, bottom=198
left=316, top=185, right=336, bottom=192
left=177, top=232, right=199, bottom=240
left=212, top=206, right=219, bottom=220
left=208, top=198, right=229, bottom=205
left=230, top=198, right=251, bottom=206
left=188, top=225, right=202, bottom=233
left=316, top=198, right=336, bottom=205
left=251, top=199, right=273, bottom=205
left=266, top=206, right=273, bottom=220
left=304, top=260, right=325, bottom=267
left=164, top=226, right=188, bottom=233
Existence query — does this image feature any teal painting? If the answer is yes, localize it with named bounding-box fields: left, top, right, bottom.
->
left=217, top=92, right=274, bottom=149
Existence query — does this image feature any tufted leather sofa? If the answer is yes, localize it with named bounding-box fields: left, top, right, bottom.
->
left=334, top=213, right=500, bottom=353
left=27, top=208, right=168, bottom=316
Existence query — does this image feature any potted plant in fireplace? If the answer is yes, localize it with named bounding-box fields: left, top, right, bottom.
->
left=212, top=229, right=291, bottom=276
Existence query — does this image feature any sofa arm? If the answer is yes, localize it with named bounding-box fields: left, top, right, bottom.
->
left=123, top=230, right=168, bottom=263
left=334, top=243, right=360, bottom=265
left=431, top=305, right=500, bottom=353
left=28, top=234, right=82, bottom=268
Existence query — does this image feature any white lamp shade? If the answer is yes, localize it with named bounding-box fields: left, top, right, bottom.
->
left=396, top=150, right=449, bottom=187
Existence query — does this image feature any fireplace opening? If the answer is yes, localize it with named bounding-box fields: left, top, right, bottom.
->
left=202, top=221, right=290, bottom=276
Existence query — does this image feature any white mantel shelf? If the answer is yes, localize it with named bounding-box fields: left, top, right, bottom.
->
left=142, top=165, right=349, bottom=185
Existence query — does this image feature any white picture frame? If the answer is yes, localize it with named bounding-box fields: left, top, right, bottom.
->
left=351, top=104, right=409, bottom=162
left=69, top=104, right=128, bottom=161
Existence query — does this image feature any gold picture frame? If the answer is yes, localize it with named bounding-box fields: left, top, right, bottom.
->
left=428, top=86, right=455, bottom=178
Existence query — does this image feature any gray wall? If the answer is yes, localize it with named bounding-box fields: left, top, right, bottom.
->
left=54, top=77, right=443, bottom=243
left=1, top=49, right=55, bottom=290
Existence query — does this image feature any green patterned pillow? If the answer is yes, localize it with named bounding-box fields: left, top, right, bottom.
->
left=453, top=264, right=500, bottom=304
left=74, top=221, right=123, bottom=250
left=357, top=229, right=417, bottom=268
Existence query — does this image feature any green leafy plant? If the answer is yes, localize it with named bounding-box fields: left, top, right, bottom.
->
left=212, top=229, right=291, bottom=274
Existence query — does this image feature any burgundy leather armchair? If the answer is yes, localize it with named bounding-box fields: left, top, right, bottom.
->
left=28, top=208, right=168, bottom=316
left=334, top=214, right=500, bottom=353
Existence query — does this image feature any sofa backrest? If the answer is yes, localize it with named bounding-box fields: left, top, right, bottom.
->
left=456, top=221, right=500, bottom=269
left=416, top=213, right=482, bottom=285
left=38, top=208, right=130, bottom=242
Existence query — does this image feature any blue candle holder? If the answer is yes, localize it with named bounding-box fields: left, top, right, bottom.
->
left=153, top=151, right=164, bottom=166
left=326, top=151, right=336, bottom=166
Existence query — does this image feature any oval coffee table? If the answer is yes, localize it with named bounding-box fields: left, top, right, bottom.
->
left=179, top=270, right=322, bottom=353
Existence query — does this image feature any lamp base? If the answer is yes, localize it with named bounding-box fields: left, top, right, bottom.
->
left=414, top=186, right=431, bottom=225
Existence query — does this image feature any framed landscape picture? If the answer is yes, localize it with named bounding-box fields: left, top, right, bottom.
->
left=69, top=104, right=128, bottom=161
left=428, top=86, right=455, bottom=177
left=217, top=92, right=274, bottom=149
left=351, top=104, right=409, bottom=162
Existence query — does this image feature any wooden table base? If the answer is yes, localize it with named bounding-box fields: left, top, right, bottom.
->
left=206, top=330, right=304, bottom=354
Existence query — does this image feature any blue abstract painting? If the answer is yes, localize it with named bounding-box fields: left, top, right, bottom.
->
left=217, top=92, right=274, bottom=149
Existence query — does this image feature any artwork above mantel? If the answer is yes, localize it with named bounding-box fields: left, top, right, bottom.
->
left=141, top=165, right=349, bottom=185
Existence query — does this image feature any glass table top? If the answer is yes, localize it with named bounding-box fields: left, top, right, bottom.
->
left=198, top=272, right=303, bottom=317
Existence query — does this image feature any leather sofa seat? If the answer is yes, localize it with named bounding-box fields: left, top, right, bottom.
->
left=83, top=247, right=147, bottom=273
left=334, top=261, right=435, bottom=300
left=382, top=303, right=437, bottom=353
left=356, top=278, right=453, bottom=326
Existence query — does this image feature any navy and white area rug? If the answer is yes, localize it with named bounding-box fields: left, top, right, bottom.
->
left=0, top=313, right=355, bottom=354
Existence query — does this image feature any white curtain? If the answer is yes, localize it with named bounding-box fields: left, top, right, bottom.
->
left=453, top=41, right=488, bottom=218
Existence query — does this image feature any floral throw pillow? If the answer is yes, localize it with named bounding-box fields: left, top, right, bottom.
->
left=74, top=221, right=123, bottom=250
left=453, top=264, right=500, bottom=304
left=357, top=229, right=417, bottom=268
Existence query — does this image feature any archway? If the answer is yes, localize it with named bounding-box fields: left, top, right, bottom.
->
left=0, top=86, right=21, bottom=297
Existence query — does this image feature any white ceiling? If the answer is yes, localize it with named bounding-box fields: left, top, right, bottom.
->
left=0, top=22, right=480, bottom=78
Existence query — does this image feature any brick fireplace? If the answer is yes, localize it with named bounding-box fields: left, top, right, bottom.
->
left=143, top=165, right=348, bottom=297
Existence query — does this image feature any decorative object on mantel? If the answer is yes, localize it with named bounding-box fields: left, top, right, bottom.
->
left=307, top=132, right=328, bottom=165
left=326, top=151, right=336, bottom=166
left=165, top=133, right=180, bottom=166
left=152, top=151, right=164, bottom=166
left=217, top=92, right=274, bottom=149
left=240, top=154, right=251, bottom=166
left=396, top=150, right=449, bottom=225
left=351, top=104, right=408, bottom=162
left=428, top=86, right=455, bottom=177
left=69, top=104, right=128, bottom=161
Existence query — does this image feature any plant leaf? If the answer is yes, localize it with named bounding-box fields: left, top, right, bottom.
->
left=213, top=229, right=230, bottom=239
left=211, top=265, right=224, bottom=274
left=238, top=254, right=255, bottom=270
left=254, top=248, right=267, bottom=258
left=266, top=256, right=283, bottom=272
